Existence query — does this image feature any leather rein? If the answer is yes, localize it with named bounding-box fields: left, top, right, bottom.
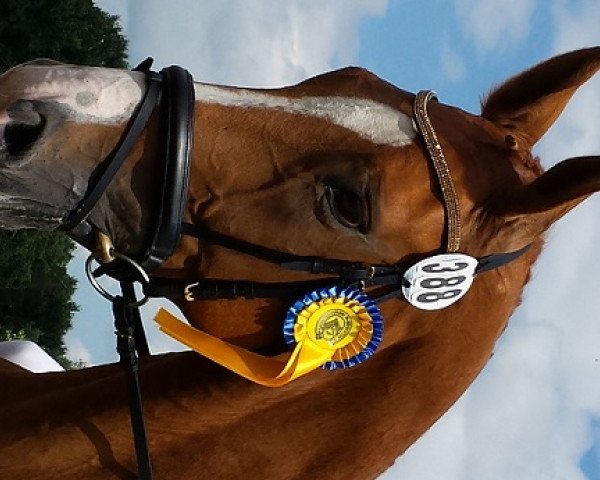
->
left=63, top=62, right=529, bottom=479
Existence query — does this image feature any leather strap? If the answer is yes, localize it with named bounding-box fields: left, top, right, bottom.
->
left=147, top=278, right=347, bottom=302
left=140, top=66, right=195, bottom=272
left=113, top=296, right=153, bottom=480
left=414, top=91, right=462, bottom=253
left=120, top=281, right=150, bottom=356
left=63, top=63, right=195, bottom=276
left=476, top=244, right=531, bottom=274
left=181, top=222, right=398, bottom=280
left=61, top=72, right=162, bottom=231
left=168, top=221, right=529, bottom=303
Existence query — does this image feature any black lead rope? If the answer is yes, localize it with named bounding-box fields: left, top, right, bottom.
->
left=112, top=293, right=153, bottom=480
left=120, top=281, right=151, bottom=357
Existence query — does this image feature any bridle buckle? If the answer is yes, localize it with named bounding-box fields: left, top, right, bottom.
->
left=366, top=266, right=376, bottom=280
left=184, top=282, right=199, bottom=301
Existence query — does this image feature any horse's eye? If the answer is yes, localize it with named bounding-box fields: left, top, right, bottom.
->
left=325, top=184, right=370, bottom=232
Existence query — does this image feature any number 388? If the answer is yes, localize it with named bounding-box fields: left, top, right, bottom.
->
left=402, top=254, right=479, bottom=311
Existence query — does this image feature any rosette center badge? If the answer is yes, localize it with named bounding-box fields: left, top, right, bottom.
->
left=284, top=286, right=384, bottom=370
left=307, top=303, right=360, bottom=350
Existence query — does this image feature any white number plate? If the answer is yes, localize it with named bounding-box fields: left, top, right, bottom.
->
left=402, top=254, right=478, bottom=310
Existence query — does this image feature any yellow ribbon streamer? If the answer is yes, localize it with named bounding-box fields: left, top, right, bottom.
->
left=155, top=308, right=335, bottom=387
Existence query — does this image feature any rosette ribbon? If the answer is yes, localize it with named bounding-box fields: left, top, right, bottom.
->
left=154, top=286, right=383, bottom=387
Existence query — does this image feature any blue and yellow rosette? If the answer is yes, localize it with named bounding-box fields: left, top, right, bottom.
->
left=283, top=286, right=383, bottom=370
left=154, top=286, right=383, bottom=387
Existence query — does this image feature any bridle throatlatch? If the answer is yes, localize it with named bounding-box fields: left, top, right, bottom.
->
left=151, top=90, right=530, bottom=386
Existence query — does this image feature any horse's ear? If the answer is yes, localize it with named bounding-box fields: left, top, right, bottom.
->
left=482, top=47, right=600, bottom=147
left=485, top=48, right=600, bottom=248
left=497, top=156, right=600, bottom=242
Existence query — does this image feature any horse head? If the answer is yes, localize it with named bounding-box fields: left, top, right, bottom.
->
left=1, top=47, right=600, bottom=479
left=2, top=47, right=600, bottom=347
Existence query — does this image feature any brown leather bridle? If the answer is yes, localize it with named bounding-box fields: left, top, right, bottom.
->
left=414, top=90, right=462, bottom=252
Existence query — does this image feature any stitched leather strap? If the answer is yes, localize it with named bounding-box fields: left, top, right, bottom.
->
left=414, top=91, right=462, bottom=253
left=139, top=66, right=195, bottom=272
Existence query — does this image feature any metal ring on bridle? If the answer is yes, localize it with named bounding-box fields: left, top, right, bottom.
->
left=85, top=252, right=150, bottom=307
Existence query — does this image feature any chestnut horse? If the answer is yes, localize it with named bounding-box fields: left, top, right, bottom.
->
left=1, top=47, right=600, bottom=479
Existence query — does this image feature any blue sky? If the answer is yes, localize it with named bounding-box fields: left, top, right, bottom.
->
left=65, top=1, right=600, bottom=478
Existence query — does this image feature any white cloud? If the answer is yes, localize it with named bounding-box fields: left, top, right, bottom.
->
left=382, top=400, right=469, bottom=479
left=119, top=0, right=387, bottom=87
left=63, top=334, right=92, bottom=365
left=454, top=0, right=537, bottom=53
left=441, top=43, right=466, bottom=82
left=552, top=0, right=600, bottom=56
left=140, top=299, right=191, bottom=355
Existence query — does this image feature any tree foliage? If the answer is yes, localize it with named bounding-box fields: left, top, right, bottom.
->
left=0, top=231, right=78, bottom=363
left=0, top=0, right=128, bottom=368
left=0, top=0, right=127, bottom=72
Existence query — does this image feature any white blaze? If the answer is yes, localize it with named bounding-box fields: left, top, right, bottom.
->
left=8, top=64, right=416, bottom=146
left=196, top=84, right=416, bottom=147
left=18, top=65, right=145, bottom=123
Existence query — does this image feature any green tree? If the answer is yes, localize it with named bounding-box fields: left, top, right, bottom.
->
left=0, top=230, right=78, bottom=365
left=0, top=0, right=128, bottom=368
left=0, top=0, right=127, bottom=72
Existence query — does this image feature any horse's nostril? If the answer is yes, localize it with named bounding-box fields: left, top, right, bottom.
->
left=4, top=119, right=46, bottom=156
left=4, top=101, right=46, bottom=156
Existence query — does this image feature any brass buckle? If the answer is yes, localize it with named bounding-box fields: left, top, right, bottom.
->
left=366, top=266, right=376, bottom=279
left=184, top=282, right=199, bottom=302
left=95, top=230, right=116, bottom=263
